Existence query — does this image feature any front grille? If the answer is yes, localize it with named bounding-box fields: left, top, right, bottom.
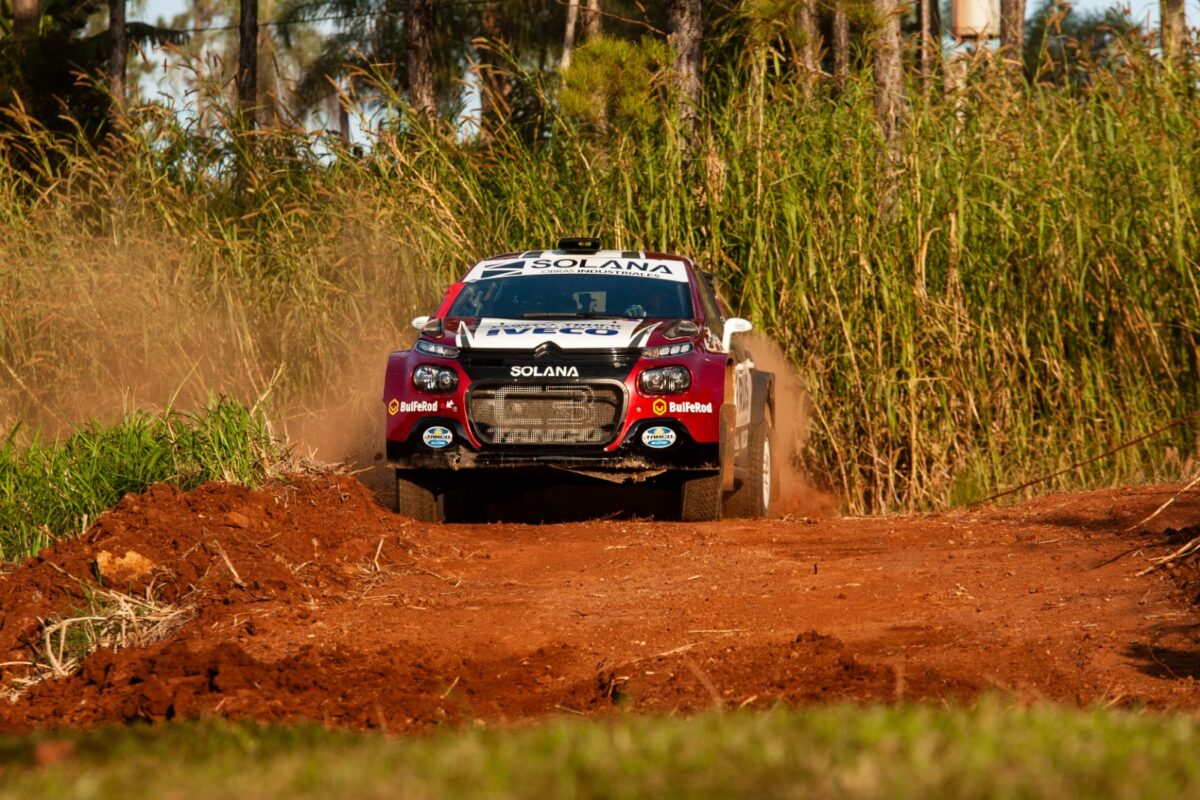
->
left=469, top=383, right=623, bottom=446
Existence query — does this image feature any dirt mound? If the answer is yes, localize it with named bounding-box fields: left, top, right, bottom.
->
left=1, top=475, right=420, bottom=663
left=3, top=478, right=1200, bottom=732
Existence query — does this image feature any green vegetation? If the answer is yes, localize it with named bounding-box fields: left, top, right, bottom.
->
left=0, top=398, right=279, bottom=561
left=1, top=47, right=1197, bottom=514
left=2, top=704, right=1200, bottom=798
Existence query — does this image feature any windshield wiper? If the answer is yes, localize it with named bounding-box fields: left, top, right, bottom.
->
left=520, top=312, right=613, bottom=319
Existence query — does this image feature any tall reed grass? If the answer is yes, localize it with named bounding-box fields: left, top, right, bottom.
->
left=0, top=49, right=1196, bottom=514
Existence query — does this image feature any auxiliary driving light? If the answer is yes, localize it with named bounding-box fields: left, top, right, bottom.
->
left=638, top=365, right=691, bottom=395
left=643, top=342, right=694, bottom=359
left=413, top=365, right=458, bottom=393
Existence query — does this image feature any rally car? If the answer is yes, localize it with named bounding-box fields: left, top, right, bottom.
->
left=383, top=237, right=777, bottom=522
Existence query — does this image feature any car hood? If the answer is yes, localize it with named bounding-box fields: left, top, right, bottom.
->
left=450, top=317, right=668, bottom=350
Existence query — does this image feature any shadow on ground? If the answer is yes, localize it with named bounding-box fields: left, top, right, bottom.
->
left=355, top=461, right=681, bottom=523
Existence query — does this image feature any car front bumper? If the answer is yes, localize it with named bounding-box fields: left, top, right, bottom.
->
left=387, top=416, right=719, bottom=475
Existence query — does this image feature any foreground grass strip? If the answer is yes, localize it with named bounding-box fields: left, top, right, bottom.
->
left=0, top=398, right=279, bottom=562
left=1, top=704, right=1199, bottom=799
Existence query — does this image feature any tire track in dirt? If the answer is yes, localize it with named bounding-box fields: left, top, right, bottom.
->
left=2, top=476, right=1199, bottom=731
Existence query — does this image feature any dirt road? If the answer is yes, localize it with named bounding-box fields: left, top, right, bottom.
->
left=3, top=476, right=1199, bottom=731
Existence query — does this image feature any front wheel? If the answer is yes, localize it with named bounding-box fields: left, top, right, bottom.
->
left=725, top=418, right=775, bottom=518
left=680, top=472, right=723, bottom=522
left=396, top=473, right=444, bottom=522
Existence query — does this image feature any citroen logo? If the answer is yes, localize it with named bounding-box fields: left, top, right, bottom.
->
left=534, top=342, right=563, bottom=359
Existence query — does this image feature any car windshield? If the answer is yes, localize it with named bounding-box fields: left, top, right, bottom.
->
left=449, top=274, right=694, bottom=320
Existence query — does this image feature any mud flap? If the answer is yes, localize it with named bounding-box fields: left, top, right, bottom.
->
left=751, top=371, right=779, bottom=502
left=719, top=402, right=737, bottom=492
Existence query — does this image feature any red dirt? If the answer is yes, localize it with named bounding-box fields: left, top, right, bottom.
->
left=3, top=475, right=1200, bottom=732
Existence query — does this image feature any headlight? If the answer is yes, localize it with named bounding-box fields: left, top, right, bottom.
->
left=415, top=339, right=459, bottom=358
left=643, top=342, right=694, bottom=359
left=639, top=365, right=691, bottom=395
left=413, top=365, right=458, bottom=393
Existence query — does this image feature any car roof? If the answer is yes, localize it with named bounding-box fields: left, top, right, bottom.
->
left=461, top=250, right=693, bottom=284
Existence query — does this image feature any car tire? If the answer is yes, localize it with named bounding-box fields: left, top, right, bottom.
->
left=396, top=473, right=443, bottom=522
left=680, top=472, right=723, bottom=522
left=725, top=417, right=775, bottom=518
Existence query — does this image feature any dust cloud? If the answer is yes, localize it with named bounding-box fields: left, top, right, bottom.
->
left=282, top=341, right=408, bottom=501
left=0, top=228, right=432, bottom=510
left=744, top=333, right=839, bottom=517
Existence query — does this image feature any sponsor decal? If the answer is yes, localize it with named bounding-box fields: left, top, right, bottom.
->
left=734, top=361, right=753, bottom=428
left=641, top=426, right=677, bottom=449
left=398, top=400, right=439, bottom=413
left=510, top=365, right=580, bottom=378
left=387, top=398, right=400, bottom=415
left=651, top=398, right=668, bottom=415
left=529, top=257, right=676, bottom=276
left=485, top=324, right=619, bottom=337
left=477, top=261, right=525, bottom=280
left=422, top=426, right=453, bottom=449
left=465, top=318, right=651, bottom=350
left=444, top=399, right=458, bottom=412
left=668, top=401, right=713, bottom=414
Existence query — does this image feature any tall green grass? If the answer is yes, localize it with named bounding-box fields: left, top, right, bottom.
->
left=0, top=48, right=1196, bottom=513
left=0, top=398, right=279, bottom=561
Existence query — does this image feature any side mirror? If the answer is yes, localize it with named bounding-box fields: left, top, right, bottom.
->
left=411, top=316, right=444, bottom=336
left=721, top=318, right=753, bottom=353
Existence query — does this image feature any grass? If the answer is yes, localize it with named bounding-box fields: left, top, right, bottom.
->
left=0, top=43, right=1197, bottom=514
left=1, top=703, right=1200, bottom=798
left=4, top=587, right=193, bottom=701
left=0, top=397, right=280, bottom=561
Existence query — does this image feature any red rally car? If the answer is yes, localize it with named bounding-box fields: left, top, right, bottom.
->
left=383, top=237, right=777, bottom=522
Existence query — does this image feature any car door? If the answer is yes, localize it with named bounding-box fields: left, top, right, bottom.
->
left=697, top=271, right=753, bottom=453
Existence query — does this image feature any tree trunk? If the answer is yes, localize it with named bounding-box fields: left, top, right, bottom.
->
left=931, top=0, right=941, bottom=59
left=667, top=0, right=702, bottom=149
left=109, top=0, right=127, bottom=124
left=339, top=103, right=351, bottom=147
left=237, top=0, right=258, bottom=124
left=478, top=6, right=510, bottom=141
left=917, top=0, right=933, bottom=91
left=832, top=2, right=850, bottom=88
left=1000, top=0, right=1025, bottom=73
left=1161, top=0, right=1186, bottom=71
left=584, top=0, right=602, bottom=40
left=194, top=0, right=210, bottom=136
left=872, top=0, right=905, bottom=165
left=12, top=0, right=37, bottom=35
left=796, top=0, right=820, bottom=87
left=406, top=0, right=436, bottom=124
left=562, top=0, right=580, bottom=69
